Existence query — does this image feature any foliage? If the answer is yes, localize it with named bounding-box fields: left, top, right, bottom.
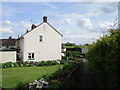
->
left=13, top=63, right=20, bottom=67
left=60, top=59, right=67, bottom=64
left=86, top=29, right=120, bottom=88
left=37, top=60, right=60, bottom=66
left=16, top=82, right=28, bottom=90
left=65, top=51, right=80, bottom=58
left=2, top=60, right=62, bottom=69
left=43, top=63, right=77, bottom=88
left=64, top=42, right=76, bottom=46
left=2, top=62, right=16, bottom=68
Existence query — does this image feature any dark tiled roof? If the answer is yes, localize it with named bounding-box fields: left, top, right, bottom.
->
left=0, top=39, right=16, bottom=46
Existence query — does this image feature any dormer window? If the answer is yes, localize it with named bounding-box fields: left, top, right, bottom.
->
left=39, top=35, right=43, bottom=42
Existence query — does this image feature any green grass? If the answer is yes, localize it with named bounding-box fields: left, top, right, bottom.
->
left=2, top=65, right=62, bottom=88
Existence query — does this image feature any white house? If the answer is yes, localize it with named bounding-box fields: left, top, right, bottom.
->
left=18, top=16, right=63, bottom=62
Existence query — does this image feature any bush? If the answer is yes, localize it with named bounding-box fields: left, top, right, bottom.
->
left=46, top=63, right=76, bottom=88
left=37, top=60, right=60, bottom=66
left=46, top=61, right=54, bottom=66
left=60, top=60, right=67, bottom=64
left=16, top=82, right=29, bottom=90
left=37, top=61, right=48, bottom=66
left=13, top=63, right=20, bottom=67
left=5, top=62, right=14, bottom=68
left=69, top=57, right=76, bottom=60
left=86, top=29, right=120, bottom=88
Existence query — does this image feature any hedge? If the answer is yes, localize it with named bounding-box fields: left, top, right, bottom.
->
left=86, top=29, right=120, bottom=88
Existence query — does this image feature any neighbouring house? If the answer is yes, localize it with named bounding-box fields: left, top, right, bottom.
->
left=61, top=45, right=66, bottom=57
left=82, top=46, right=88, bottom=54
left=18, top=16, right=63, bottom=62
left=0, top=37, right=17, bottom=63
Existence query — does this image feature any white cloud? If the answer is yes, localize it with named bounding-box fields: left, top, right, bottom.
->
left=20, top=21, right=31, bottom=29
left=0, top=20, right=14, bottom=34
left=96, top=22, right=113, bottom=32
left=100, top=3, right=118, bottom=14
left=83, top=2, right=118, bottom=17
left=42, top=3, right=58, bottom=9
left=63, top=18, right=72, bottom=24
left=77, top=17, right=93, bottom=30
left=0, top=26, right=13, bottom=34
left=2, top=20, right=13, bottom=26
left=56, top=13, right=113, bottom=44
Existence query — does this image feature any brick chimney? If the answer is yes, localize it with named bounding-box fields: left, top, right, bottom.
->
left=31, top=24, right=36, bottom=30
left=9, top=36, right=12, bottom=39
left=43, top=16, right=47, bottom=22
left=26, top=29, right=29, bottom=33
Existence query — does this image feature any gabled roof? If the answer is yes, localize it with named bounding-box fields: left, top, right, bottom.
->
left=20, top=22, right=63, bottom=38
left=0, top=39, right=16, bottom=46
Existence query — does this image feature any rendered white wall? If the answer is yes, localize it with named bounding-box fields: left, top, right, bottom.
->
left=0, top=51, right=16, bottom=63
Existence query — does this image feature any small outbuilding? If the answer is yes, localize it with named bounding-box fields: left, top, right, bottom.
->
left=0, top=37, right=17, bottom=63
left=0, top=49, right=16, bottom=63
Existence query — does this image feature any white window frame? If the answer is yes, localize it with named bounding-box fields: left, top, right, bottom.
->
left=39, top=35, right=43, bottom=42
left=28, top=53, right=35, bottom=60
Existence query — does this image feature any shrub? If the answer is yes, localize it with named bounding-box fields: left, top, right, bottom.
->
left=37, top=60, right=59, bottom=66
left=46, top=61, right=54, bottom=66
left=45, top=63, right=76, bottom=88
left=13, top=63, right=20, bottom=67
left=69, top=57, right=76, bottom=60
left=5, top=62, right=14, bottom=68
left=86, top=29, right=120, bottom=88
left=37, top=61, right=48, bottom=66
left=60, top=60, right=67, bottom=64
left=16, top=82, right=29, bottom=90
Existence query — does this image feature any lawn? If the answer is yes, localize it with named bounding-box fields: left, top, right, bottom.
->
left=2, top=65, right=62, bottom=88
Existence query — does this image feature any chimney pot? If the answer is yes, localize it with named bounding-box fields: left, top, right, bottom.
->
left=9, top=36, right=12, bottom=39
left=26, top=29, right=29, bottom=33
left=43, top=16, right=47, bottom=22
left=31, top=24, right=36, bottom=30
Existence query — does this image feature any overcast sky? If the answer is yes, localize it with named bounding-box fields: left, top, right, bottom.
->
left=1, top=2, right=118, bottom=45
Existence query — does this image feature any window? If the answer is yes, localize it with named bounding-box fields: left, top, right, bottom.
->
left=6, top=46, right=9, bottom=48
left=28, top=53, right=35, bottom=60
left=39, top=35, right=43, bottom=41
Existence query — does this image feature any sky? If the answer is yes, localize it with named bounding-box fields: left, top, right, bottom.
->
left=1, top=1, right=118, bottom=45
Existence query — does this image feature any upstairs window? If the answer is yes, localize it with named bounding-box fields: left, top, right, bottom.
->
left=39, top=35, right=43, bottom=42
left=28, top=53, right=34, bottom=60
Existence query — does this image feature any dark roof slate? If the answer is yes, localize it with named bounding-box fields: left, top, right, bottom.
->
left=0, top=39, right=16, bottom=46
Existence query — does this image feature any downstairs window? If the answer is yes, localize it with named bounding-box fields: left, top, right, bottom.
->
left=28, top=53, right=35, bottom=60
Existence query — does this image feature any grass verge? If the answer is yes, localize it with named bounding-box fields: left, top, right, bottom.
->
left=2, top=65, right=62, bottom=88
